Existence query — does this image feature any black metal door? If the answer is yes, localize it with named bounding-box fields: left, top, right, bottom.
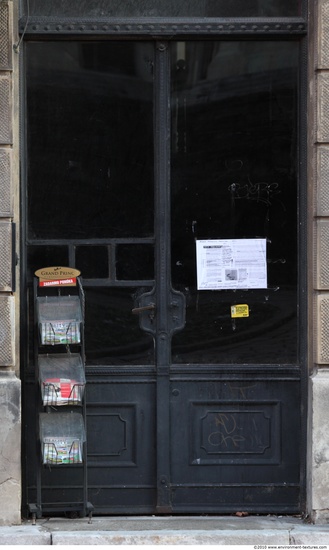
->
left=24, top=39, right=304, bottom=514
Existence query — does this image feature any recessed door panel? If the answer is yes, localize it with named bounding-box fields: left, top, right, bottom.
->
left=170, top=376, right=301, bottom=511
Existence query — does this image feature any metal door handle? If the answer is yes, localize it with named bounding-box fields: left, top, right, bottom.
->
left=132, top=304, right=156, bottom=314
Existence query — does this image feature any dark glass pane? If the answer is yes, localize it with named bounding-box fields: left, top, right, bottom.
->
left=84, top=287, right=154, bottom=365
left=76, top=246, right=108, bottom=278
left=25, top=0, right=300, bottom=17
left=27, top=42, right=154, bottom=239
left=27, top=246, right=69, bottom=282
left=171, top=41, right=299, bottom=364
left=116, top=244, right=154, bottom=280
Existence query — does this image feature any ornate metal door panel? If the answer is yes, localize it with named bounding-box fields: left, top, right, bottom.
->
left=24, top=38, right=305, bottom=514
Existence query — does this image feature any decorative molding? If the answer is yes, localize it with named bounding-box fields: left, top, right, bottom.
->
left=19, top=17, right=307, bottom=36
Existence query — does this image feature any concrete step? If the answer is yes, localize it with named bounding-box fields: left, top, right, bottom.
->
left=0, top=516, right=329, bottom=545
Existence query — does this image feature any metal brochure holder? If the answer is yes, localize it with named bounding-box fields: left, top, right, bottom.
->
left=28, top=272, right=93, bottom=522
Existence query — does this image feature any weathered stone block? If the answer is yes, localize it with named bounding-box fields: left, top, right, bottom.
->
left=315, top=294, right=329, bottom=363
left=318, top=0, right=329, bottom=68
left=0, top=1, right=12, bottom=70
left=0, top=295, right=14, bottom=366
left=51, top=529, right=290, bottom=545
left=0, top=148, right=12, bottom=216
left=311, top=369, right=329, bottom=513
left=290, top=525, right=329, bottom=543
left=0, top=527, right=50, bottom=545
left=315, top=220, right=329, bottom=289
left=0, top=373, right=21, bottom=525
left=0, top=221, right=12, bottom=291
left=316, top=146, right=329, bottom=216
left=0, top=75, right=12, bottom=144
left=317, top=73, right=329, bottom=143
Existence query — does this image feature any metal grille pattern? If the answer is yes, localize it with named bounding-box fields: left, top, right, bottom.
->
left=0, top=148, right=12, bottom=216
left=317, top=295, right=329, bottom=363
left=0, top=221, right=11, bottom=291
left=0, top=2, right=11, bottom=69
left=318, top=74, right=329, bottom=143
left=317, top=221, right=329, bottom=289
left=319, top=0, right=329, bottom=68
left=0, top=75, right=11, bottom=144
left=0, top=295, right=14, bottom=366
left=317, top=147, right=329, bottom=215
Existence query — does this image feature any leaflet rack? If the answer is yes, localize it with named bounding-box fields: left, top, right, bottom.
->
left=28, top=272, right=93, bottom=522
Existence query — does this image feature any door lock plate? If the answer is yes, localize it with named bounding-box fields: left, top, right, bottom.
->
left=133, top=288, right=185, bottom=335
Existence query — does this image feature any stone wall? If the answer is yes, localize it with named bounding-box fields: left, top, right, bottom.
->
left=0, top=0, right=328, bottom=526
left=0, top=0, right=21, bottom=526
left=311, top=0, right=329, bottom=524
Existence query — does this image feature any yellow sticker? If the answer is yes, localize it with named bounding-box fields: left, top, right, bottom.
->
left=231, top=304, right=249, bottom=318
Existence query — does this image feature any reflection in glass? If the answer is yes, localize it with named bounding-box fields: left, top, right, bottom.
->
left=25, top=0, right=300, bottom=17
left=171, top=41, right=299, bottom=364
left=27, top=246, right=69, bottom=281
left=27, top=42, right=154, bottom=240
left=84, top=287, right=154, bottom=365
left=116, top=244, right=154, bottom=280
left=76, top=246, right=108, bottom=279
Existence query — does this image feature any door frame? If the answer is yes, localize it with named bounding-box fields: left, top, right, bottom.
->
left=20, top=9, right=309, bottom=515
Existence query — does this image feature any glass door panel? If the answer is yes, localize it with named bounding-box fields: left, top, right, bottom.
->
left=171, top=41, right=299, bottom=364
left=84, top=287, right=154, bottom=365
left=26, top=41, right=155, bottom=367
left=27, top=41, right=154, bottom=240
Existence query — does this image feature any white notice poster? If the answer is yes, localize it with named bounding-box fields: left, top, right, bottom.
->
left=196, top=238, right=267, bottom=290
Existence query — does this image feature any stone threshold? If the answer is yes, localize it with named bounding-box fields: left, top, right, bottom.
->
left=0, top=516, right=329, bottom=545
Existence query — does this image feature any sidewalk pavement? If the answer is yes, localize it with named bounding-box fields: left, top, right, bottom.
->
left=0, top=516, right=329, bottom=545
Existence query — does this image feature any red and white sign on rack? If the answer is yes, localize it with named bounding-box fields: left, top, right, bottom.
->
left=35, top=266, right=81, bottom=287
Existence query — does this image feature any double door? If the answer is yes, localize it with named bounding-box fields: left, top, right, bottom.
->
left=25, top=38, right=304, bottom=513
